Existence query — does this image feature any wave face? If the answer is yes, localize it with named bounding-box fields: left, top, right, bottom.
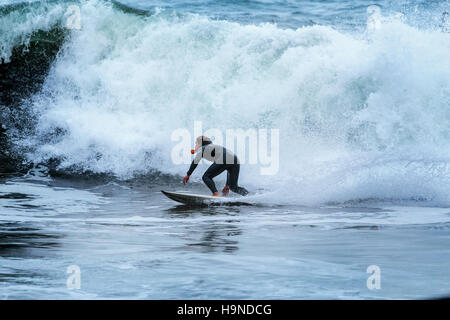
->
left=3, top=0, right=450, bottom=205
left=0, top=1, right=69, bottom=173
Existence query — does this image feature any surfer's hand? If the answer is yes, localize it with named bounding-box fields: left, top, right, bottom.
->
left=183, top=175, right=190, bottom=185
left=222, top=185, right=230, bottom=197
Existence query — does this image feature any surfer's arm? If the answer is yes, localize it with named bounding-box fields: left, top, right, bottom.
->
left=186, top=149, right=203, bottom=176
left=186, top=162, right=197, bottom=176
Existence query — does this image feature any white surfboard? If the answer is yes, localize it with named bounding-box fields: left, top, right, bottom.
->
left=161, top=190, right=252, bottom=206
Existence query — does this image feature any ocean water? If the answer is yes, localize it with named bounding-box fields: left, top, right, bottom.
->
left=0, top=0, right=449, bottom=299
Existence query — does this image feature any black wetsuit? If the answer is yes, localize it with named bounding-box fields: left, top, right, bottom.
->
left=187, top=142, right=249, bottom=196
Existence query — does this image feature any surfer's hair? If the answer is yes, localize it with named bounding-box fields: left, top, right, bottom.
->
left=196, top=136, right=212, bottom=146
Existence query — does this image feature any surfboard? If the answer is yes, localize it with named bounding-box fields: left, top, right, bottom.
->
left=161, top=190, right=252, bottom=206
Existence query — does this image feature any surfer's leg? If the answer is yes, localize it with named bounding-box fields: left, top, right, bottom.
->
left=227, top=164, right=249, bottom=196
left=202, top=163, right=226, bottom=194
left=226, top=170, right=231, bottom=186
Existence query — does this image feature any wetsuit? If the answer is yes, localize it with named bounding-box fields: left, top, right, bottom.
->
left=187, top=142, right=249, bottom=196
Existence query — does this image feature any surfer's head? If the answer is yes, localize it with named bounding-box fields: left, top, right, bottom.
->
left=195, top=136, right=212, bottom=150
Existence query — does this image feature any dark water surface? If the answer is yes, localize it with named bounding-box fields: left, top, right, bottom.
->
left=1, top=173, right=449, bottom=299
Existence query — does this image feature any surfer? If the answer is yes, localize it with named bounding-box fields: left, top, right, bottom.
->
left=183, top=136, right=249, bottom=197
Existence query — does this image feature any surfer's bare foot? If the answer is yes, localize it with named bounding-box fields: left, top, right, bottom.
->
left=222, top=185, right=230, bottom=197
left=212, top=192, right=220, bottom=197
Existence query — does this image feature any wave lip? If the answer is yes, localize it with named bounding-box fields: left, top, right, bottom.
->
left=1, top=1, right=70, bottom=173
